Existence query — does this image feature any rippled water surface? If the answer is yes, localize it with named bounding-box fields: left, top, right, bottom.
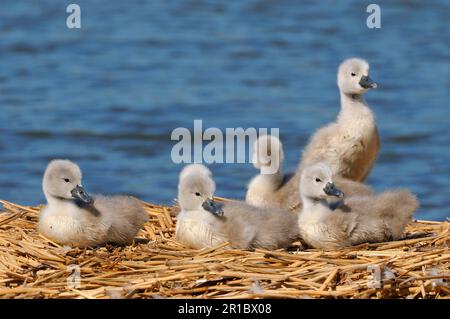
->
left=0, top=1, right=449, bottom=220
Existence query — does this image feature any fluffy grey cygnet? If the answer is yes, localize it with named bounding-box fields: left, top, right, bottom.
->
left=298, top=163, right=419, bottom=249
left=176, top=164, right=299, bottom=250
left=38, top=159, right=148, bottom=247
left=299, top=57, right=380, bottom=181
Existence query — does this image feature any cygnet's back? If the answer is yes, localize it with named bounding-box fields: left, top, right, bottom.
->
left=340, top=189, right=418, bottom=243
left=94, top=195, right=149, bottom=245
left=221, top=201, right=299, bottom=250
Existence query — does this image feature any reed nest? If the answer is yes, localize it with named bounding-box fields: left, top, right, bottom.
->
left=0, top=199, right=448, bottom=299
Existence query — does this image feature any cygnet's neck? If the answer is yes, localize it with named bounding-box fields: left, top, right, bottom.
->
left=337, top=91, right=374, bottom=125
left=261, top=161, right=284, bottom=184
left=44, top=191, right=81, bottom=208
left=179, top=202, right=205, bottom=214
left=180, top=207, right=200, bottom=214
left=251, top=162, right=284, bottom=193
left=44, top=190, right=65, bottom=206
left=300, top=194, right=332, bottom=221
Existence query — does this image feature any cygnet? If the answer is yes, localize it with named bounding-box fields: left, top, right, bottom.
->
left=298, top=163, right=419, bottom=249
left=299, top=58, right=380, bottom=181
left=177, top=164, right=299, bottom=250
left=38, top=159, right=148, bottom=247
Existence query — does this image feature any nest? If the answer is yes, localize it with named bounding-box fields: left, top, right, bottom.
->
left=0, top=199, right=448, bottom=299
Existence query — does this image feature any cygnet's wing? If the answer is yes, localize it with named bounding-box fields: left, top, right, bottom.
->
left=223, top=201, right=299, bottom=250
left=94, top=195, right=149, bottom=244
left=358, top=130, right=381, bottom=181
left=343, top=189, right=418, bottom=241
left=332, top=189, right=418, bottom=244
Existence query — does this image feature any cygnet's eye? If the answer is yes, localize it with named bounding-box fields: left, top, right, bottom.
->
left=195, top=192, right=201, bottom=196
left=64, top=178, right=70, bottom=183
left=351, top=72, right=356, bottom=77
left=315, top=178, right=322, bottom=182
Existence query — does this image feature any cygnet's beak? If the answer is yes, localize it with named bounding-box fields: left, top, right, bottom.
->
left=202, top=198, right=224, bottom=217
left=359, top=75, right=377, bottom=89
left=323, top=182, right=345, bottom=198
left=71, top=185, right=94, bottom=205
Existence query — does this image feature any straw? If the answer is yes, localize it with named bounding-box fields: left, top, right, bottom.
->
left=0, top=199, right=448, bottom=299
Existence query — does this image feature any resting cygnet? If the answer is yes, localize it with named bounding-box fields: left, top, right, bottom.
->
left=38, top=159, right=149, bottom=247
left=176, top=164, right=299, bottom=250
left=299, top=58, right=380, bottom=182
left=246, top=135, right=374, bottom=210
left=298, top=163, right=419, bottom=249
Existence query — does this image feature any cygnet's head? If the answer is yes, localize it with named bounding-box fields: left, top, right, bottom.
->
left=178, top=164, right=223, bottom=216
left=337, top=58, right=377, bottom=95
left=252, top=134, right=284, bottom=175
left=43, top=159, right=94, bottom=205
left=179, top=163, right=212, bottom=180
left=300, top=163, right=344, bottom=201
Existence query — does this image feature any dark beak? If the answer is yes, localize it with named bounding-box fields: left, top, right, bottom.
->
left=202, top=198, right=224, bottom=217
left=71, top=185, right=94, bottom=205
left=359, top=75, right=377, bottom=89
left=323, top=182, right=344, bottom=198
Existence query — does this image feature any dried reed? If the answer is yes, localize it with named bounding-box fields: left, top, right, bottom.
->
left=0, top=199, right=448, bottom=299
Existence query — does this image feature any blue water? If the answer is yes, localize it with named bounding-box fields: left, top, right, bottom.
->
left=0, top=1, right=449, bottom=220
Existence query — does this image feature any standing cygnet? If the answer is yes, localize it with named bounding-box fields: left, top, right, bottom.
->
left=298, top=163, right=419, bottom=249
left=176, top=164, right=299, bottom=250
left=246, top=135, right=374, bottom=210
left=38, top=159, right=149, bottom=247
left=299, top=58, right=380, bottom=182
